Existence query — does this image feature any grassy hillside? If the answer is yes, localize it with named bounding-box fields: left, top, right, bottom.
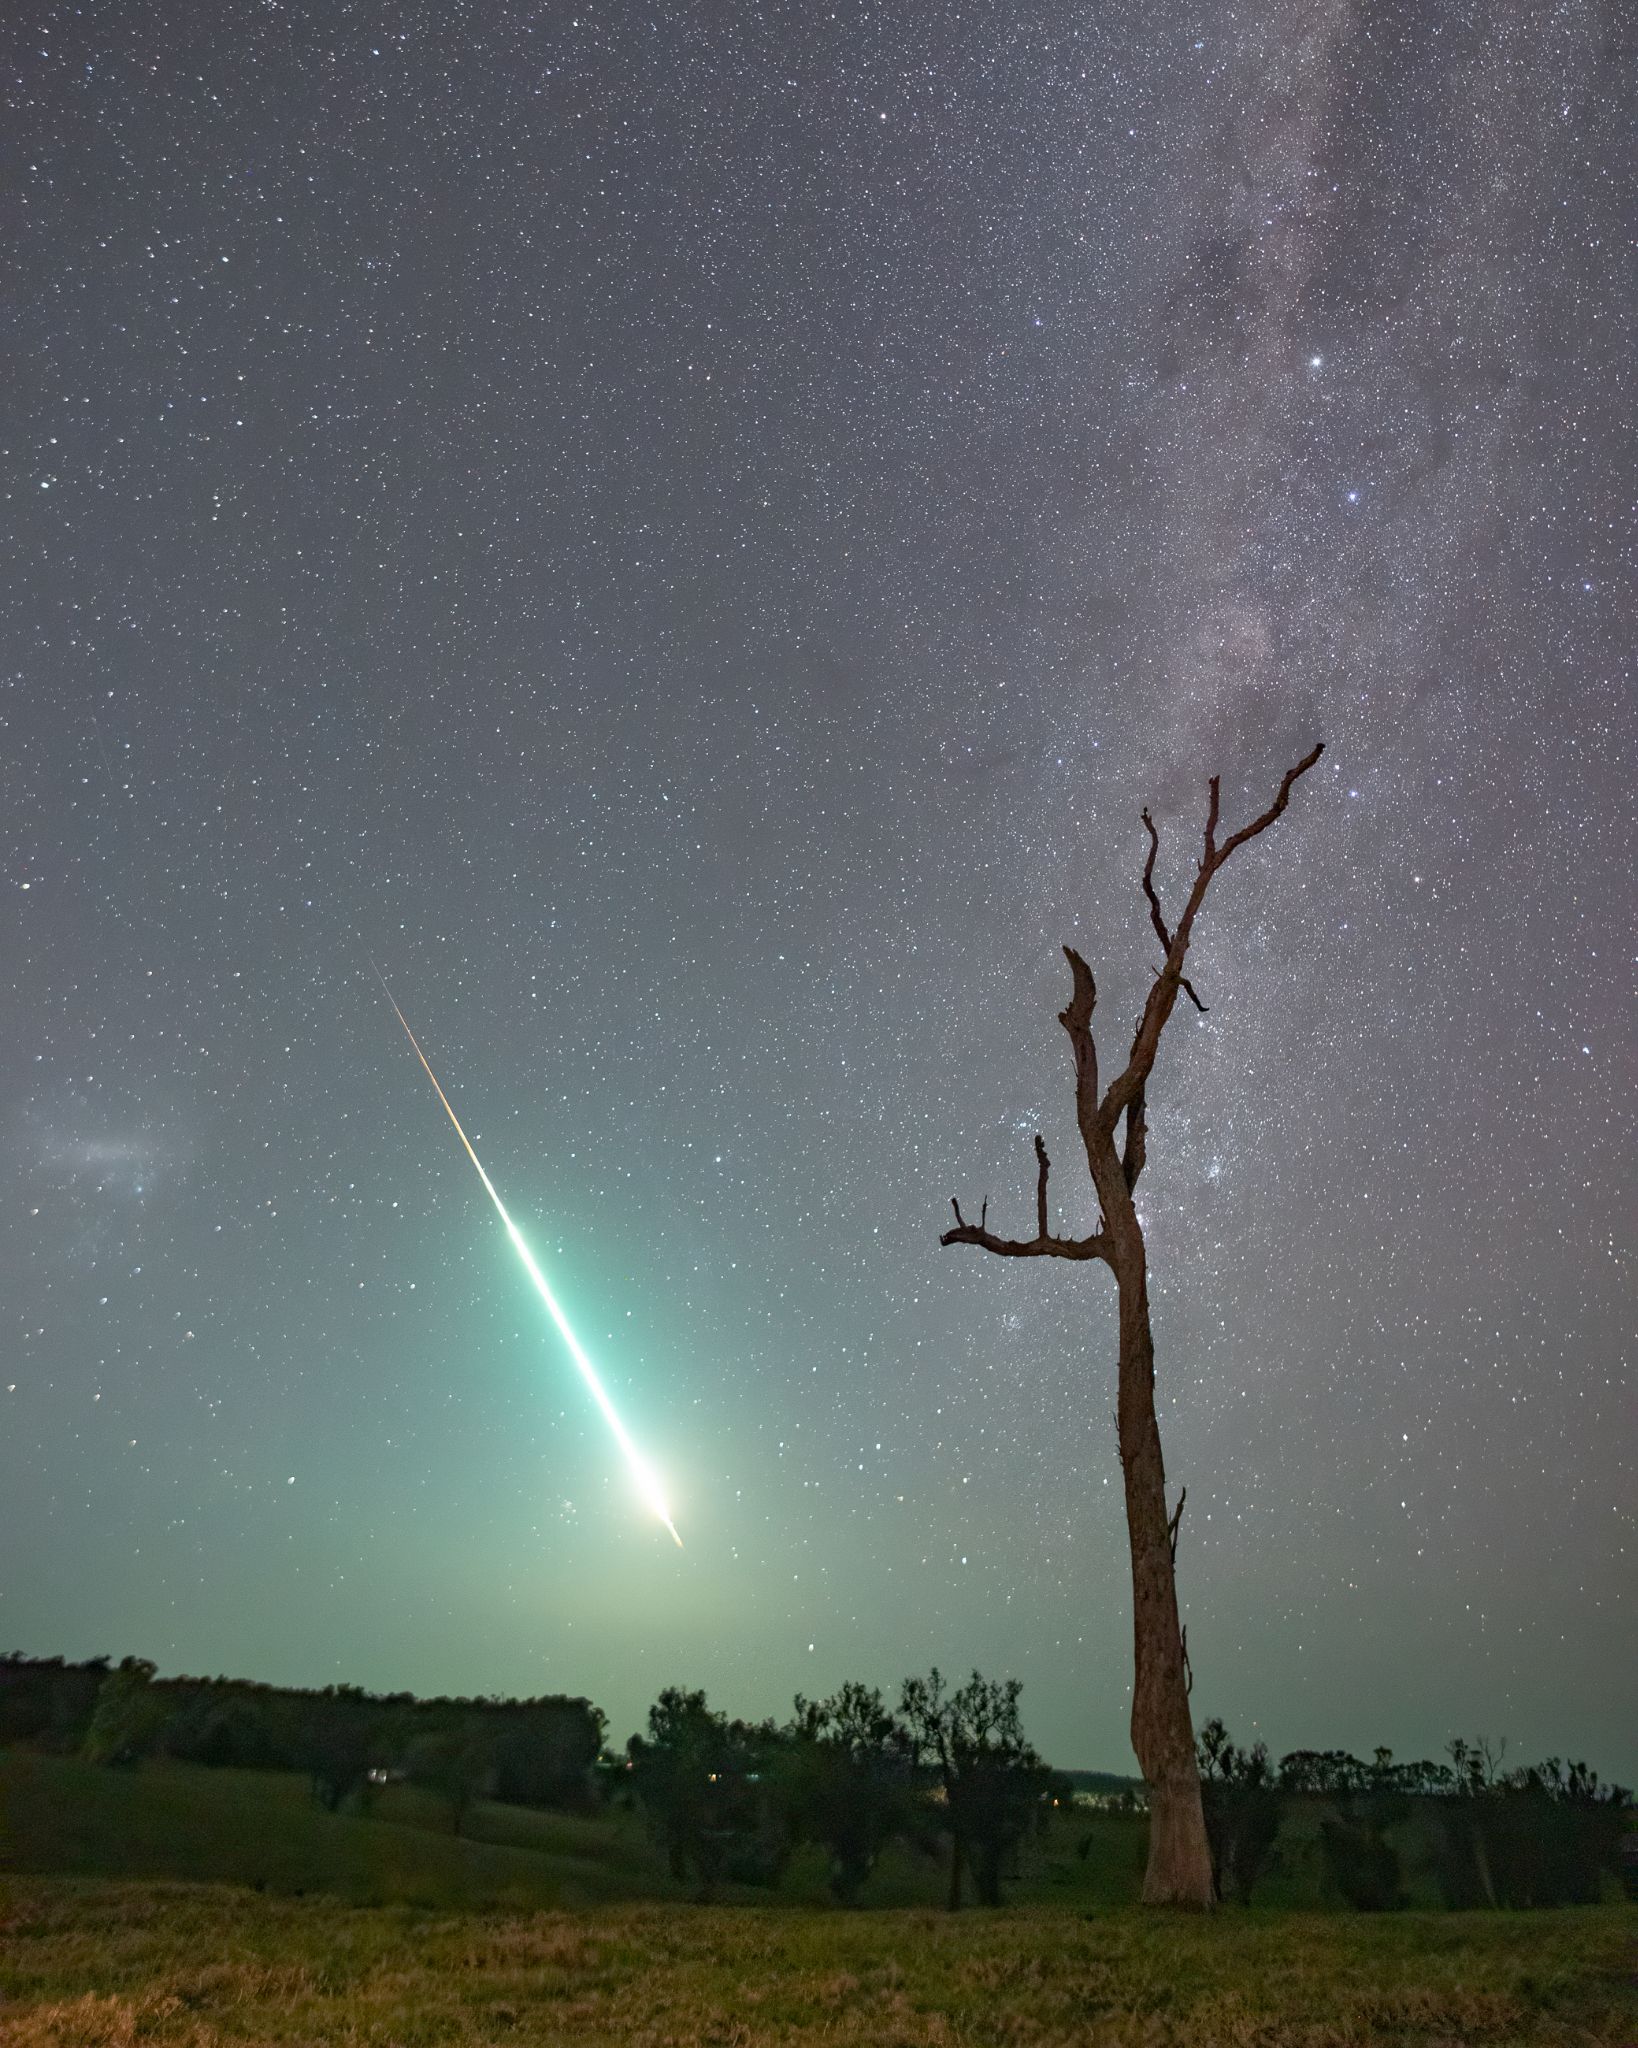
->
left=0, top=1751, right=1150, bottom=1911
left=0, top=1752, right=656, bottom=1910
left=1, top=1749, right=1623, bottom=1919
left=0, top=1877, right=1631, bottom=2047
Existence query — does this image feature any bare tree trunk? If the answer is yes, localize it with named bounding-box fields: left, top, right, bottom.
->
left=939, top=745, right=1323, bottom=1913
left=1118, top=1266, right=1213, bottom=1905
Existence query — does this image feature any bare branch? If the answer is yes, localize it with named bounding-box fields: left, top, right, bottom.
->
left=1212, top=740, right=1325, bottom=866
left=1167, top=1485, right=1187, bottom=1565
left=1100, top=744, right=1324, bottom=1135
left=1034, top=1134, right=1050, bottom=1239
left=1055, top=946, right=1099, bottom=1123
left=1142, top=809, right=1208, bottom=1014
left=943, top=1181, right=1111, bottom=1263
left=940, top=1217, right=1110, bottom=1261
left=1139, top=809, right=1172, bottom=953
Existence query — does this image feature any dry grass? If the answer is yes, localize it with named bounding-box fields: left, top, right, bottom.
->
left=0, top=1877, right=1631, bottom=2047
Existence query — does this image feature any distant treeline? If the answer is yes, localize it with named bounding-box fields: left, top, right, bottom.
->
left=3, top=1653, right=1630, bottom=1911
left=1197, top=1718, right=1632, bottom=1911
left=617, top=1691, right=1634, bottom=1911
left=0, top=1652, right=604, bottom=1821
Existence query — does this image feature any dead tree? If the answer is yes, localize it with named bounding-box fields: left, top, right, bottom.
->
left=940, top=744, right=1324, bottom=1906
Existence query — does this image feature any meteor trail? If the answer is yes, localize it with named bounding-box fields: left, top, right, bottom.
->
left=372, top=966, right=682, bottom=1547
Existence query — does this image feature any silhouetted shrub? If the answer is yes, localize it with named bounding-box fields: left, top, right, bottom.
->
left=782, top=1683, right=914, bottom=1903
left=489, top=1700, right=605, bottom=1811
left=1433, top=1742, right=1629, bottom=1908
left=1196, top=1718, right=1284, bottom=1902
left=627, top=1688, right=789, bottom=1897
left=1310, top=1748, right=1412, bottom=1911
left=1319, top=1814, right=1403, bottom=1910
left=161, top=1693, right=279, bottom=1771
left=900, top=1669, right=1052, bottom=1910
left=83, top=1658, right=167, bottom=1768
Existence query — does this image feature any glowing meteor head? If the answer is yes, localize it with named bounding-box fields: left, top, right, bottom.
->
left=632, top=1454, right=685, bottom=1548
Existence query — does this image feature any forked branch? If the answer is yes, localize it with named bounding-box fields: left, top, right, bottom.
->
left=941, top=1182, right=1111, bottom=1264
left=1211, top=742, right=1325, bottom=866
left=940, top=746, right=1321, bottom=1273
left=1100, top=744, right=1324, bottom=1134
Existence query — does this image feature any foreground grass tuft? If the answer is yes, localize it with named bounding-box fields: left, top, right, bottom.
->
left=0, top=1877, right=1631, bottom=2046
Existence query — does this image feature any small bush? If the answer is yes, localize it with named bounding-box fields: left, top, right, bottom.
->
left=1320, top=1815, right=1403, bottom=1910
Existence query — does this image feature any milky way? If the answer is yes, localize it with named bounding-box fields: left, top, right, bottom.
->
left=2, top=1, right=1631, bottom=1771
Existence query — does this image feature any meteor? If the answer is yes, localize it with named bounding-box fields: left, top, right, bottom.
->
left=372, top=968, right=682, bottom=1547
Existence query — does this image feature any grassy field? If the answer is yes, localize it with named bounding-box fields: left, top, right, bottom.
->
left=1, top=1755, right=1632, bottom=2043
left=1, top=1876, right=1632, bottom=2046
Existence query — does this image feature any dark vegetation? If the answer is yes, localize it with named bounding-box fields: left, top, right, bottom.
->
left=1194, top=1717, right=1631, bottom=1911
left=618, top=1669, right=1056, bottom=1906
left=3, top=1652, right=1630, bottom=1916
left=3, top=1650, right=604, bottom=1821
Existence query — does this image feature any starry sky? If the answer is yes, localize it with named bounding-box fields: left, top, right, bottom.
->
left=3, top=1, right=1633, bottom=1775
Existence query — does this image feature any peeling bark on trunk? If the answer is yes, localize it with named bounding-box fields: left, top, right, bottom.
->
left=939, top=746, right=1323, bottom=1911
left=1118, top=1268, right=1213, bottom=1905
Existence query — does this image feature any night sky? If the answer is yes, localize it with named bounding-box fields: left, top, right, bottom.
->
left=4, top=2, right=1633, bottom=1776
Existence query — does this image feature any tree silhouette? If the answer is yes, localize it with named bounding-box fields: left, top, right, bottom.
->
left=940, top=745, right=1324, bottom=1905
left=404, top=1724, right=496, bottom=1835
left=82, top=1656, right=165, bottom=1768
left=899, top=1668, right=1050, bottom=1909
left=784, top=1683, right=914, bottom=1903
left=626, top=1687, right=788, bottom=1897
